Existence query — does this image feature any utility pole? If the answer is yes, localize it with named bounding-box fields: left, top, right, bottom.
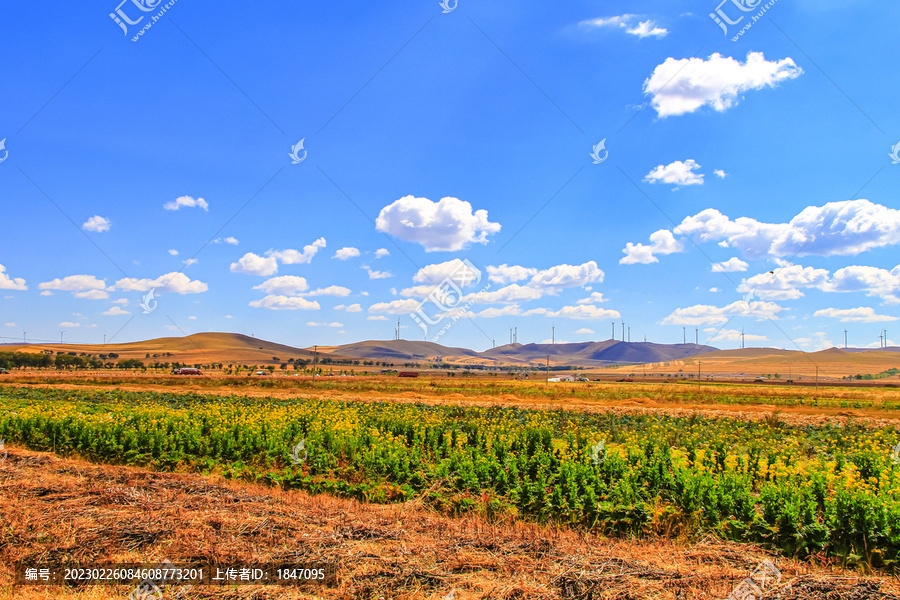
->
left=313, top=345, right=318, bottom=382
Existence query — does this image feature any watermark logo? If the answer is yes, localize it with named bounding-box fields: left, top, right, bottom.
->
left=127, top=558, right=192, bottom=600
left=0, top=138, right=8, bottom=164
left=290, top=439, right=307, bottom=465
left=740, top=289, right=758, bottom=314
left=890, top=141, right=900, bottom=165
left=590, top=440, right=607, bottom=465
left=589, top=139, right=608, bottom=164
left=710, top=0, right=777, bottom=41
left=139, top=288, right=157, bottom=314
left=439, top=0, right=457, bottom=13
left=110, top=0, right=162, bottom=33
left=409, top=259, right=490, bottom=341
left=111, top=0, right=180, bottom=42
left=289, top=139, right=307, bottom=164
left=723, top=558, right=780, bottom=600
left=891, top=440, right=900, bottom=465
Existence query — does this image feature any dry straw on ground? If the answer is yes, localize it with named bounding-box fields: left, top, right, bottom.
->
left=2, top=446, right=899, bottom=599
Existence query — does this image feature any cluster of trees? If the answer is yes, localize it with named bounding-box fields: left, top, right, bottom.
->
left=317, top=357, right=361, bottom=366
left=844, top=368, right=900, bottom=381
left=0, top=351, right=147, bottom=371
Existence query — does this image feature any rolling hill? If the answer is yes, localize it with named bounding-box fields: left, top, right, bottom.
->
left=1, top=332, right=335, bottom=365
left=323, top=339, right=718, bottom=367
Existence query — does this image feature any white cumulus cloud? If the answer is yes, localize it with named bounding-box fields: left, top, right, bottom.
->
left=580, top=14, right=667, bottom=38
left=271, top=237, right=327, bottom=264
left=621, top=230, right=685, bottom=264
left=577, top=292, right=608, bottom=304
left=164, top=196, right=208, bottom=211
left=230, top=253, right=279, bottom=276
left=82, top=215, right=110, bottom=232
left=486, top=264, right=538, bottom=284
left=644, top=159, right=704, bottom=187
left=306, top=286, right=351, bottom=297
left=249, top=295, right=320, bottom=310
left=233, top=239, right=327, bottom=275
left=538, top=305, right=621, bottom=320
left=813, top=307, right=898, bottom=323
left=102, top=306, right=130, bottom=316
left=662, top=300, right=785, bottom=325
left=644, top=52, right=802, bottom=117
left=368, top=298, right=422, bottom=314
left=252, top=276, right=309, bottom=295
left=333, top=247, right=360, bottom=260
left=530, top=261, right=604, bottom=290
left=624, top=199, right=900, bottom=264
left=366, top=268, right=393, bottom=280
left=627, top=20, right=668, bottom=38
left=376, top=196, right=501, bottom=252
left=114, top=272, right=208, bottom=294
left=712, top=257, right=749, bottom=272
left=704, top=328, right=767, bottom=342
left=39, top=275, right=106, bottom=293
left=0, top=265, right=27, bottom=290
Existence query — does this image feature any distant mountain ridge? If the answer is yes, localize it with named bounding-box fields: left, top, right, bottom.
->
left=7, top=332, right=896, bottom=369
left=325, top=339, right=718, bottom=366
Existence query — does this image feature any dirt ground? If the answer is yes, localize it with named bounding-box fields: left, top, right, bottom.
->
left=2, top=446, right=899, bottom=600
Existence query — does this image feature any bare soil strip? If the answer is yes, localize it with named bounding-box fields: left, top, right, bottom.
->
left=2, top=447, right=899, bottom=599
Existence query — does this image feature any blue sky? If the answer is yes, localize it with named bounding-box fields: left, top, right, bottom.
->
left=1, top=0, right=898, bottom=351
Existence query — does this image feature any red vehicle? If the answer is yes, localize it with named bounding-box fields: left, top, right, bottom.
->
left=172, top=368, right=202, bottom=375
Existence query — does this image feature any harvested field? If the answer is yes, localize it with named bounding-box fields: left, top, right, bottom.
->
left=2, top=447, right=899, bottom=599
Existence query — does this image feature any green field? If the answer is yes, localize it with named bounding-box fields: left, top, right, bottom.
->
left=3, top=385, right=900, bottom=569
